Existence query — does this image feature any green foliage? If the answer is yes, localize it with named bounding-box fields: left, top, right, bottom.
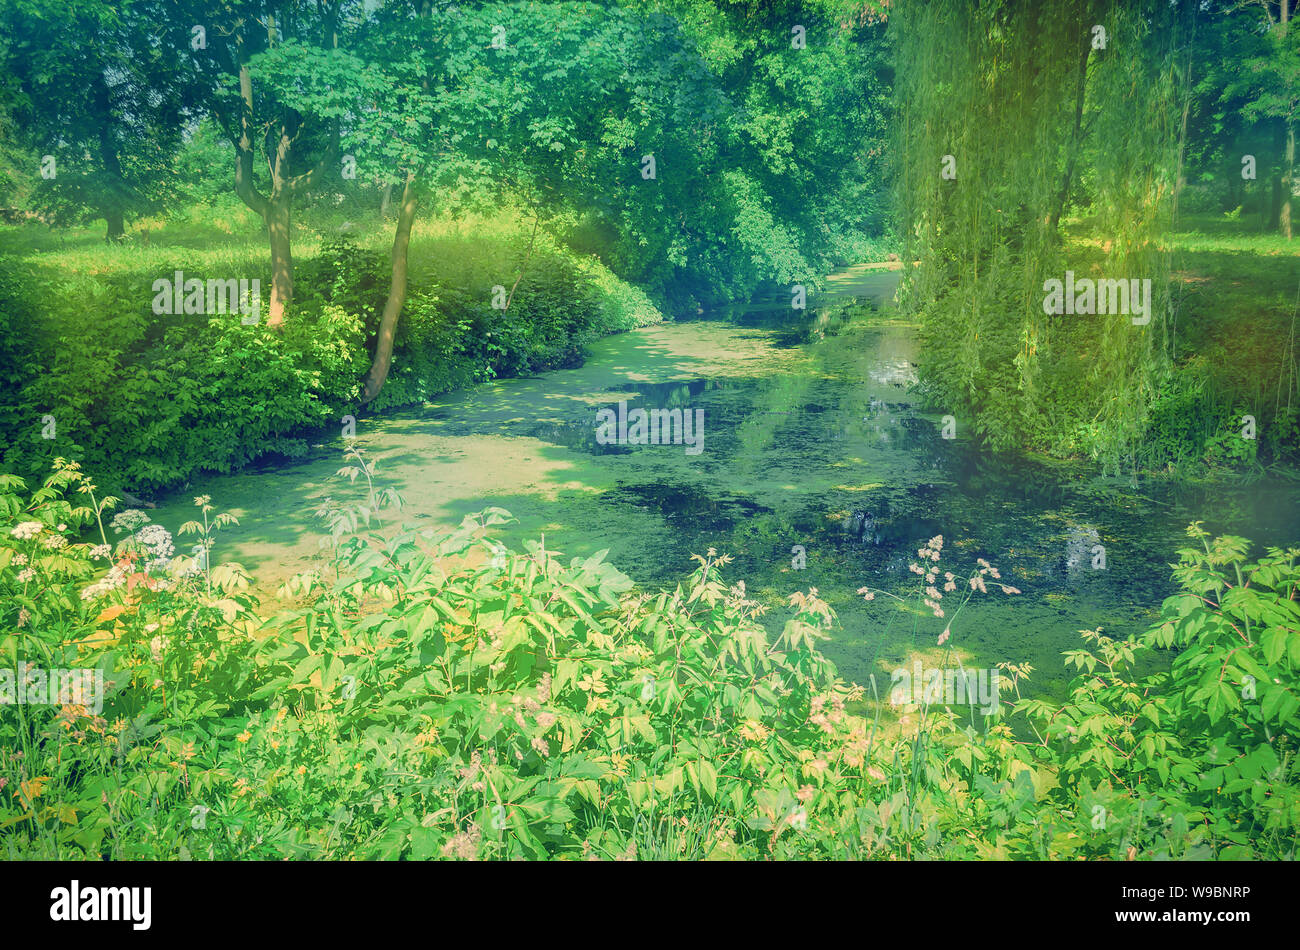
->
left=892, top=0, right=1299, bottom=476
left=2, top=459, right=1295, bottom=859
left=0, top=0, right=200, bottom=237
left=0, top=214, right=661, bottom=493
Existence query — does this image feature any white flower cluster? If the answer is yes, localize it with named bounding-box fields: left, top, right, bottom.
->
left=136, top=524, right=174, bottom=565
left=110, top=509, right=150, bottom=535
left=80, top=562, right=130, bottom=601
left=79, top=519, right=177, bottom=600
left=10, top=521, right=43, bottom=540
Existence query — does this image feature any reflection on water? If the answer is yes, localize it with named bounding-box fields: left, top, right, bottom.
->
left=152, top=264, right=1300, bottom=710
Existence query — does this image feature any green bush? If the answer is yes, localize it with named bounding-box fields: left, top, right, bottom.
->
left=2, top=459, right=1295, bottom=859
left=0, top=220, right=663, bottom=494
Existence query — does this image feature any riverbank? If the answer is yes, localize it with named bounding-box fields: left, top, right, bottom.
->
left=0, top=212, right=663, bottom=497
left=138, top=267, right=1300, bottom=717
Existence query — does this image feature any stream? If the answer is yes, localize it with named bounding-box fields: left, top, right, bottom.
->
left=150, top=264, right=1300, bottom=703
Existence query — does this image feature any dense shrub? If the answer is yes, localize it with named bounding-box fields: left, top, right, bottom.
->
left=2, top=458, right=1295, bottom=859
left=0, top=221, right=662, bottom=494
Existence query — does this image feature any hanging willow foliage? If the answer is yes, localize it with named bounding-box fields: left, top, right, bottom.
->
left=892, top=0, right=1182, bottom=471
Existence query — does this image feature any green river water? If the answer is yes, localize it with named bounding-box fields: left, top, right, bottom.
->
left=148, top=264, right=1300, bottom=706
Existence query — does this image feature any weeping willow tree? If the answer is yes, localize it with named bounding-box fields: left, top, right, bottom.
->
left=892, top=0, right=1183, bottom=472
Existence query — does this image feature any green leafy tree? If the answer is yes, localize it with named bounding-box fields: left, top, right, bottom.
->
left=1220, top=0, right=1298, bottom=238
left=0, top=0, right=197, bottom=240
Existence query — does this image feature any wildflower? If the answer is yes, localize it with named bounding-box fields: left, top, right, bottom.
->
left=17, top=608, right=30, bottom=628
left=136, top=524, right=174, bottom=561
left=530, top=736, right=550, bottom=758
left=90, top=544, right=110, bottom=559
left=440, top=826, right=483, bottom=861
left=999, top=584, right=1021, bottom=595
left=536, top=711, right=557, bottom=730
left=12, top=553, right=27, bottom=565
left=857, top=586, right=875, bottom=601
left=43, top=534, right=66, bottom=550
left=867, top=766, right=885, bottom=782
left=10, top=521, right=42, bottom=540
left=536, top=672, right=552, bottom=703
left=796, top=784, right=815, bottom=803
left=909, top=562, right=924, bottom=575
left=110, top=510, right=150, bottom=534
left=296, top=765, right=307, bottom=776
left=938, top=628, right=950, bottom=646
left=16, top=568, right=34, bottom=583
left=236, top=730, right=252, bottom=743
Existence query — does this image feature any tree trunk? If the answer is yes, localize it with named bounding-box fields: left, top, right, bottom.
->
left=1170, top=3, right=1199, bottom=223
left=96, top=74, right=126, bottom=243
left=1172, top=95, right=1192, bottom=221
left=104, top=209, right=125, bottom=242
left=230, top=47, right=334, bottom=329
left=1049, top=26, right=1091, bottom=235
left=380, top=182, right=393, bottom=217
left=1284, top=124, right=1295, bottom=240
left=1270, top=124, right=1286, bottom=230
left=1284, top=0, right=1293, bottom=239
left=359, top=175, right=418, bottom=404
left=266, top=193, right=293, bottom=328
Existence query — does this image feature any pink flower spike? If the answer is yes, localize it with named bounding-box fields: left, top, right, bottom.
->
left=938, top=628, right=950, bottom=646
